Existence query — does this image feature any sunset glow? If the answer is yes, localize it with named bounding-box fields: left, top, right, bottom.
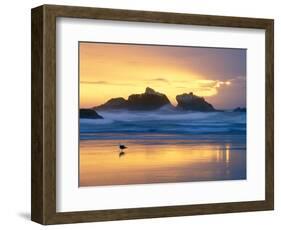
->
left=79, top=42, right=246, bottom=109
left=79, top=42, right=247, bottom=187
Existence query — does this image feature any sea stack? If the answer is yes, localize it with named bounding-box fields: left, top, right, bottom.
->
left=176, top=92, right=215, bottom=111
left=233, top=107, right=246, bottom=112
left=94, top=97, right=128, bottom=110
left=127, top=87, right=171, bottom=110
left=94, top=87, right=171, bottom=111
left=80, top=109, right=103, bottom=119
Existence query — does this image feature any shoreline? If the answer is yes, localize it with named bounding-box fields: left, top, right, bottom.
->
left=79, top=137, right=246, bottom=187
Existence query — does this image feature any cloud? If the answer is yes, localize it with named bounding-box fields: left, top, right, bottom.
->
left=176, top=86, right=187, bottom=89
left=151, top=78, right=170, bottom=83
left=233, top=76, right=246, bottom=82
left=81, top=81, right=109, bottom=85
left=80, top=81, right=134, bottom=86
left=172, top=79, right=234, bottom=98
left=197, top=80, right=218, bottom=88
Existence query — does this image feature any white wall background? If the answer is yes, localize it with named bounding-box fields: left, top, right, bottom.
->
left=0, top=0, right=279, bottom=229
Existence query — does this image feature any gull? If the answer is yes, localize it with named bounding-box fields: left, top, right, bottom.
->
left=119, top=144, right=128, bottom=151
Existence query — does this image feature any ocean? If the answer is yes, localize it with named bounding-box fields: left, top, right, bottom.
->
left=79, top=110, right=246, bottom=186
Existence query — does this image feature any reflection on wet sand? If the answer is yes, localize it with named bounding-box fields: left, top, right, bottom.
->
left=79, top=139, right=246, bottom=187
left=119, top=151, right=126, bottom=158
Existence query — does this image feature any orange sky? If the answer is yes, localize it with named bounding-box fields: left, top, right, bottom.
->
left=79, top=42, right=246, bottom=109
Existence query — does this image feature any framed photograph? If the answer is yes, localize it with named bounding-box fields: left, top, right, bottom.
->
left=31, top=4, right=274, bottom=225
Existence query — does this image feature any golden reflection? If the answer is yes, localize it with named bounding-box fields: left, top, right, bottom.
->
left=79, top=140, right=246, bottom=186
left=225, top=144, right=230, bottom=165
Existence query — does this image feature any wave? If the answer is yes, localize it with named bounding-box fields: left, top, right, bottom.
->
left=80, top=111, right=246, bottom=138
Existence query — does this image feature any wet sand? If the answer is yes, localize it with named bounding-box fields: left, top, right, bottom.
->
left=79, top=136, right=246, bottom=187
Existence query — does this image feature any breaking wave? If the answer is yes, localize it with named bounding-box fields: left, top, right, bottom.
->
left=80, top=110, right=246, bottom=139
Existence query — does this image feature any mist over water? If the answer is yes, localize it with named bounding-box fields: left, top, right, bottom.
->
left=80, top=111, right=246, bottom=138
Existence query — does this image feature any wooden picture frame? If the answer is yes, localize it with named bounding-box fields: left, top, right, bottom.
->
left=31, top=4, right=274, bottom=225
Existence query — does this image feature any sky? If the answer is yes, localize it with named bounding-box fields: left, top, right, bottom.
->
left=79, top=42, right=246, bottom=110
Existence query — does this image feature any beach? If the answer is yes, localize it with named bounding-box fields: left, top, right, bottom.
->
left=79, top=111, right=246, bottom=187
left=80, top=136, right=246, bottom=186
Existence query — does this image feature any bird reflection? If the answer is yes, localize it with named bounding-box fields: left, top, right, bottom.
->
left=119, top=151, right=126, bottom=158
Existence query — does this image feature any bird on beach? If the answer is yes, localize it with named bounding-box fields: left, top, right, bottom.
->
left=119, top=144, right=128, bottom=151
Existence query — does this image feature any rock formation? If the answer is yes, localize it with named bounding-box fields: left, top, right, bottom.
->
left=94, top=87, right=171, bottom=111
left=127, top=87, right=171, bottom=110
left=176, top=92, right=215, bottom=111
left=94, top=97, right=128, bottom=110
left=80, top=109, right=103, bottom=119
left=233, top=107, right=246, bottom=112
